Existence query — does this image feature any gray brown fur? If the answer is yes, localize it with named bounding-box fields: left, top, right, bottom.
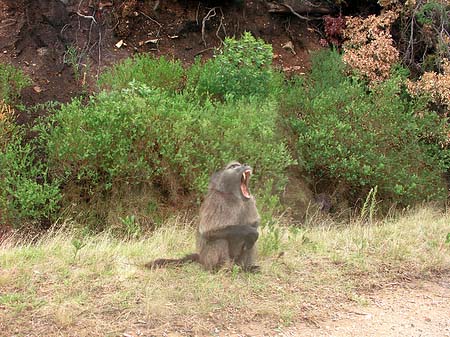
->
left=197, top=161, right=260, bottom=270
left=146, top=161, right=260, bottom=271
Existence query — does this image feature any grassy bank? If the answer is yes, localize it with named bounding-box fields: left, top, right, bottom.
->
left=1, top=206, right=449, bottom=336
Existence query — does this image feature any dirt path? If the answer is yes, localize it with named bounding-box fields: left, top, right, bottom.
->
left=296, top=278, right=450, bottom=337
left=216, top=277, right=450, bottom=337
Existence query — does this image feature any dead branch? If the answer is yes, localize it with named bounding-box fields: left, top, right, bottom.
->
left=267, top=1, right=332, bottom=17
left=139, top=11, right=162, bottom=37
left=196, top=2, right=201, bottom=25
left=76, top=12, right=97, bottom=24
left=215, top=7, right=226, bottom=43
left=194, top=47, right=215, bottom=57
left=281, top=3, right=310, bottom=21
left=202, top=7, right=218, bottom=47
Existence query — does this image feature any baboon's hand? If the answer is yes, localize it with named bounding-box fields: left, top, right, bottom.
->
left=204, top=224, right=259, bottom=248
left=250, top=220, right=260, bottom=228
left=244, top=226, right=259, bottom=249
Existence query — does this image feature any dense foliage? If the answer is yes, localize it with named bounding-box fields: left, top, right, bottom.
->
left=187, top=32, right=278, bottom=100
left=41, top=84, right=292, bottom=199
left=286, top=50, right=449, bottom=204
left=97, top=55, right=185, bottom=92
left=0, top=122, right=60, bottom=226
left=0, top=63, right=31, bottom=104
left=1, top=30, right=449, bottom=229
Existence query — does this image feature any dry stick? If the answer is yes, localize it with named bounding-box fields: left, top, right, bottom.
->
left=153, top=0, right=160, bottom=11
left=76, top=11, right=97, bottom=24
left=196, top=2, right=201, bottom=25
left=60, top=23, right=70, bottom=35
left=281, top=3, right=310, bottom=21
left=215, top=7, right=226, bottom=43
left=84, top=17, right=95, bottom=58
left=202, top=7, right=217, bottom=47
left=194, top=47, right=214, bottom=57
left=97, top=29, right=102, bottom=80
left=409, top=11, right=415, bottom=65
left=139, top=11, right=162, bottom=37
left=405, top=2, right=420, bottom=65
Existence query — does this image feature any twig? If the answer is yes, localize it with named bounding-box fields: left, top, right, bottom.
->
left=153, top=0, right=160, bottom=11
left=347, top=310, right=371, bottom=316
left=281, top=3, right=310, bottom=21
left=76, top=12, right=97, bottom=24
left=196, top=2, right=201, bottom=25
left=202, top=7, right=218, bottom=47
left=60, top=23, right=70, bottom=35
left=215, top=7, right=226, bottom=43
left=97, top=30, right=102, bottom=79
left=194, top=47, right=214, bottom=56
left=138, top=11, right=162, bottom=28
left=139, top=11, right=162, bottom=37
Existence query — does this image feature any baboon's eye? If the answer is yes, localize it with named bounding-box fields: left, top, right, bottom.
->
left=229, top=163, right=240, bottom=169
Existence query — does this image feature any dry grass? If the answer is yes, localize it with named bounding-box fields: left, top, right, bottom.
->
left=0, top=206, right=449, bottom=336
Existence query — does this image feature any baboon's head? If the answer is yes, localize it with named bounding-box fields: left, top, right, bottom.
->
left=210, top=161, right=253, bottom=200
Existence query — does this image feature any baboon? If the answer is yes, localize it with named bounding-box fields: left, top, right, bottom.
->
left=146, top=161, right=260, bottom=271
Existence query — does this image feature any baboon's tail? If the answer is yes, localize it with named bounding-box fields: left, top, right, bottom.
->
left=145, top=253, right=199, bottom=269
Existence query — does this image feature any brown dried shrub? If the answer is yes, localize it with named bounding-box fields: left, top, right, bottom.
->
left=343, top=10, right=400, bottom=83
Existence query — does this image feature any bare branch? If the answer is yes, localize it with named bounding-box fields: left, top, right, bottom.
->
left=281, top=3, right=310, bottom=21
left=202, top=7, right=217, bottom=47
left=76, top=12, right=97, bottom=24
left=139, top=11, right=162, bottom=37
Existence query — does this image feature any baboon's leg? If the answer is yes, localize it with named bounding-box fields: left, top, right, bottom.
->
left=199, top=239, right=230, bottom=270
left=236, top=246, right=259, bottom=272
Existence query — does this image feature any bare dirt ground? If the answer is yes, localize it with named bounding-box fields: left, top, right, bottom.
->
left=291, top=278, right=450, bottom=337
left=202, top=276, right=450, bottom=337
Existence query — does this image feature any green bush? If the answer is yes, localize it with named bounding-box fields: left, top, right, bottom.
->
left=0, top=63, right=31, bottom=104
left=97, top=55, right=184, bottom=92
left=41, top=83, right=293, bottom=200
left=187, top=32, right=277, bottom=100
left=289, top=50, right=449, bottom=205
left=0, top=127, right=61, bottom=227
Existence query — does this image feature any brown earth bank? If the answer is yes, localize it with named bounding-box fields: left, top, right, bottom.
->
left=0, top=0, right=343, bottom=116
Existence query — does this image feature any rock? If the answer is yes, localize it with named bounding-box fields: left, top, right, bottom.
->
left=282, top=41, right=296, bottom=55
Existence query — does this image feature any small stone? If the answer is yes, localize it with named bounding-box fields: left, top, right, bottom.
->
left=115, top=39, right=124, bottom=48
left=282, top=41, right=296, bottom=55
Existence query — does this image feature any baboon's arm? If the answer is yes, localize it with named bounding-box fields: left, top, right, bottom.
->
left=203, top=224, right=259, bottom=249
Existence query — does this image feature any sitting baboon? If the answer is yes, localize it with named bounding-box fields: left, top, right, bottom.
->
left=146, top=161, right=260, bottom=271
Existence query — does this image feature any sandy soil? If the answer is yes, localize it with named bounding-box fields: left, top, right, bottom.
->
left=216, top=277, right=450, bottom=337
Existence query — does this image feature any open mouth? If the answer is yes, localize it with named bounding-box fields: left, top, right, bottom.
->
left=240, top=169, right=252, bottom=199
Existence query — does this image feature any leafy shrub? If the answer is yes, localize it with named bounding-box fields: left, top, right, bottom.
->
left=0, top=126, right=61, bottom=227
left=0, top=63, right=31, bottom=104
left=257, top=179, right=284, bottom=256
left=399, top=1, right=449, bottom=73
left=41, top=83, right=293, bottom=201
left=415, top=1, right=448, bottom=26
left=97, top=55, right=185, bottom=92
left=187, top=32, right=276, bottom=100
left=1, top=101, right=15, bottom=150
left=289, top=50, right=449, bottom=205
